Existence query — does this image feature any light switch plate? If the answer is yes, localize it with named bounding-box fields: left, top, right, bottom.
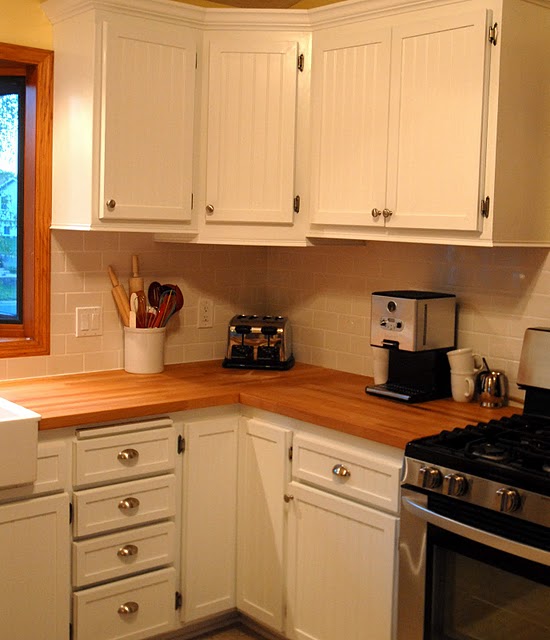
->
left=76, top=306, right=102, bottom=337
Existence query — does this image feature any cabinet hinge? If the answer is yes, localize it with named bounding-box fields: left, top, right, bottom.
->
left=288, top=445, right=293, bottom=461
left=481, top=196, right=491, bottom=218
left=175, top=591, right=183, bottom=610
left=488, top=23, right=498, bottom=46
left=178, top=435, right=185, bottom=454
left=297, top=53, right=304, bottom=72
left=293, top=195, right=301, bottom=213
left=69, top=502, right=73, bottom=524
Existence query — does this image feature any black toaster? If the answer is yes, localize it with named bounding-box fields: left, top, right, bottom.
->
left=223, top=314, right=294, bottom=370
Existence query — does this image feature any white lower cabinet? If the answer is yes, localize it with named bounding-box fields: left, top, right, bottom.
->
left=73, top=567, right=177, bottom=640
left=286, top=483, right=398, bottom=640
left=236, top=417, right=292, bottom=632
left=180, top=412, right=239, bottom=623
left=71, top=419, right=179, bottom=640
left=0, top=492, right=70, bottom=640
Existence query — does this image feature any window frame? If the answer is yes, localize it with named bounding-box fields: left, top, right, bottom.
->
left=0, top=43, right=52, bottom=357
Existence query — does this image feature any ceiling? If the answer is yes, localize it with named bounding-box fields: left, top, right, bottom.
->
left=207, top=0, right=302, bottom=6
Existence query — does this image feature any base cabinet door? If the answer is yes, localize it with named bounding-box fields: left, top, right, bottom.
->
left=180, top=414, right=239, bottom=622
left=0, top=493, right=70, bottom=640
left=236, top=417, right=292, bottom=632
left=286, top=482, right=398, bottom=640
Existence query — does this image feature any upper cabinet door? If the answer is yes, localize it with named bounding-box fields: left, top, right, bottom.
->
left=310, top=25, right=392, bottom=226
left=386, top=10, right=490, bottom=231
left=100, top=19, right=196, bottom=223
left=205, top=34, right=299, bottom=224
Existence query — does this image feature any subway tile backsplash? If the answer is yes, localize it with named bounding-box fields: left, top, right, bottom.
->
left=3, top=230, right=550, bottom=403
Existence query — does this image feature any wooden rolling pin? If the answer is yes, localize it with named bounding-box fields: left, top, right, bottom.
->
left=128, top=255, right=144, bottom=296
left=108, top=265, right=130, bottom=327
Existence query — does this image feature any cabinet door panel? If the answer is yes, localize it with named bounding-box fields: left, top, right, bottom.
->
left=310, top=26, right=391, bottom=226
left=0, top=493, right=69, bottom=640
left=387, top=10, right=490, bottom=230
left=181, top=415, right=239, bottom=622
left=206, top=35, right=298, bottom=224
left=101, top=19, right=196, bottom=223
left=237, top=417, right=292, bottom=631
left=286, top=482, right=397, bottom=640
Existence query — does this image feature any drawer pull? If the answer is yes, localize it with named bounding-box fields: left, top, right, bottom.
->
left=284, top=494, right=294, bottom=503
left=332, top=463, right=351, bottom=478
left=117, top=448, right=139, bottom=462
left=117, top=544, right=139, bottom=558
left=118, top=601, right=139, bottom=616
left=118, top=497, right=140, bottom=511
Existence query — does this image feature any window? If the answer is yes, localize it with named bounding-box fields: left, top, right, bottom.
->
left=0, top=44, right=52, bottom=357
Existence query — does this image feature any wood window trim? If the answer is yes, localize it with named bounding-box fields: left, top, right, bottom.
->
left=0, top=43, right=52, bottom=358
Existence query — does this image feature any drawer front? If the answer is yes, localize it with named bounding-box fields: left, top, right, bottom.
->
left=73, top=475, right=176, bottom=538
left=0, top=440, right=66, bottom=503
left=73, top=567, right=176, bottom=640
left=292, top=434, right=401, bottom=512
left=73, top=426, right=176, bottom=487
left=72, top=521, right=176, bottom=588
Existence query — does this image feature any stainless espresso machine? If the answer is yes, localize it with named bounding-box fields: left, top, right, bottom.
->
left=366, top=290, right=456, bottom=402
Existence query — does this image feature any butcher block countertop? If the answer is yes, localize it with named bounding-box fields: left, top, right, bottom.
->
left=0, top=361, right=519, bottom=449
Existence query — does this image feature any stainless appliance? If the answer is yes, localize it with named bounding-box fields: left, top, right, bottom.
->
left=398, top=327, right=550, bottom=640
left=367, top=290, right=456, bottom=402
left=223, top=314, right=294, bottom=370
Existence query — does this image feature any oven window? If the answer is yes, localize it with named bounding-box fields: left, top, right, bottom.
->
left=426, top=526, right=550, bottom=640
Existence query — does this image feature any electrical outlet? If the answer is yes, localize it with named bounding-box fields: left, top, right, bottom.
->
left=198, top=298, right=213, bottom=328
left=76, top=306, right=102, bottom=337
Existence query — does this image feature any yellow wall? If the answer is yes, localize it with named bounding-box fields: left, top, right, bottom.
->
left=0, top=0, right=52, bottom=49
left=1, top=0, right=344, bottom=52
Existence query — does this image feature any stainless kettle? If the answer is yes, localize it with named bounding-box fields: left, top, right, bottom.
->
left=477, top=367, right=508, bottom=407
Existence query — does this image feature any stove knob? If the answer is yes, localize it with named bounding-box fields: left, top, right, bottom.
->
left=496, top=487, right=521, bottom=513
left=419, top=466, right=442, bottom=489
left=443, top=473, right=469, bottom=497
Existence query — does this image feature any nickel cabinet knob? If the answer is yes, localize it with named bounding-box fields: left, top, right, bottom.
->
left=106, top=199, right=116, bottom=210
left=117, top=448, right=139, bottom=462
left=371, top=208, right=382, bottom=218
left=118, top=497, right=140, bottom=510
left=382, top=208, right=393, bottom=219
left=206, top=204, right=215, bottom=214
left=118, top=602, right=139, bottom=615
left=117, top=544, right=139, bottom=558
left=332, top=463, right=351, bottom=478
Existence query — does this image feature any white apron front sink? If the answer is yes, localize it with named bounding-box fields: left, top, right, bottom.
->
left=0, top=398, right=40, bottom=488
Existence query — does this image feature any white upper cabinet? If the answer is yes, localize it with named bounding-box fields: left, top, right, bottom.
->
left=205, top=35, right=298, bottom=225
left=44, top=0, right=198, bottom=233
left=309, top=0, right=550, bottom=246
left=310, top=7, right=491, bottom=235
left=182, top=27, right=311, bottom=247
left=309, top=25, right=392, bottom=227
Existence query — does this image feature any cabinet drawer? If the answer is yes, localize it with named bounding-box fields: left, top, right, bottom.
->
left=292, top=434, right=402, bottom=512
left=72, top=521, right=176, bottom=588
left=74, top=425, right=176, bottom=487
left=73, top=475, right=176, bottom=538
left=0, top=439, right=66, bottom=503
left=73, top=567, right=176, bottom=640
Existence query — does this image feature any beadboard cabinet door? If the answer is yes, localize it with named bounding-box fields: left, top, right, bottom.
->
left=286, top=482, right=398, bottom=640
left=0, top=493, right=70, bottom=640
left=386, top=9, right=490, bottom=231
left=236, top=417, right=292, bottom=632
left=203, top=33, right=300, bottom=226
left=180, top=414, right=239, bottom=623
left=100, top=19, right=197, bottom=224
left=309, top=25, right=392, bottom=227
left=309, top=7, right=491, bottom=235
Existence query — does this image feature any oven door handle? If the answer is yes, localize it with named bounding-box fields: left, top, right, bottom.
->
left=402, top=495, right=550, bottom=567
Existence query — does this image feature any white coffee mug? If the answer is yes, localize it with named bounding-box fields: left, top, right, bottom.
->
left=447, top=348, right=483, bottom=374
left=451, top=371, right=476, bottom=402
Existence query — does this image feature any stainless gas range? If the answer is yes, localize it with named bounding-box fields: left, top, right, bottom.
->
left=398, top=327, right=550, bottom=640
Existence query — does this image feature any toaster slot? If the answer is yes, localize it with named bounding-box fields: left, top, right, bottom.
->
left=231, top=324, right=254, bottom=361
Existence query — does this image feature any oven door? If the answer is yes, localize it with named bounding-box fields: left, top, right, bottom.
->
left=397, top=488, right=550, bottom=640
